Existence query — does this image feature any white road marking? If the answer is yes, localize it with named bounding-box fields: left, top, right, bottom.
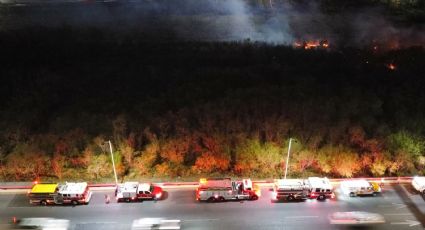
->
left=78, top=222, right=118, bottom=224
left=384, top=213, right=413, bottom=216
left=284, top=216, right=319, bottom=219
left=391, top=220, right=421, bottom=227
left=379, top=202, right=407, bottom=209
left=183, top=219, right=219, bottom=222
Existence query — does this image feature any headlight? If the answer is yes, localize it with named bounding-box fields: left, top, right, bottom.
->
left=155, top=193, right=162, bottom=198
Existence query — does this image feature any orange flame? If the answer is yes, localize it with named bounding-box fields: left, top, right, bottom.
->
left=387, top=63, right=396, bottom=71
left=294, top=40, right=329, bottom=50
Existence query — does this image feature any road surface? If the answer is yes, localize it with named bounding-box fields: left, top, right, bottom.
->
left=1, top=184, right=425, bottom=229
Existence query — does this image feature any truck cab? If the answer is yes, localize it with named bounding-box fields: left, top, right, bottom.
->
left=306, top=177, right=334, bottom=200
left=136, top=183, right=163, bottom=200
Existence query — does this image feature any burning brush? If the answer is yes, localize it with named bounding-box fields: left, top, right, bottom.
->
left=294, top=40, right=329, bottom=50
left=387, top=63, right=397, bottom=71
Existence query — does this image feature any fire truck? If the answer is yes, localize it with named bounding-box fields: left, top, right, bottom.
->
left=196, top=178, right=259, bottom=202
left=305, top=177, right=335, bottom=200
left=340, top=179, right=381, bottom=197
left=271, top=179, right=308, bottom=202
left=412, top=176, right=425, bottom=195
left=115, top=182, right=163, bottom=202
left=28, top=182, right=92, bottom=206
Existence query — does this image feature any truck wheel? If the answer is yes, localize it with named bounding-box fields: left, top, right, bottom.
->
left=126, top=198, right=131, bottom=202
left=372, top=192, right=377, bottom=197
left=207, top=197, right=215, bottom=202
left=218, top=197, right=225, bottom=202
left=72, top=200, right=79, bottom=206
left=40, top=200, right=47, bottom=206
left=349, top=192, right=355, bottom=197
left=287, top=196, right=295, bottom=201
left=318, top=195, right=325, bottom=200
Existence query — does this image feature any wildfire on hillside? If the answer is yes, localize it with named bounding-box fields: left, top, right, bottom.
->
left=369, top=39, right=406, bottom=52
left=387, top=63, right=397, bottom=71
left=294, top=40, right=329, bottom=50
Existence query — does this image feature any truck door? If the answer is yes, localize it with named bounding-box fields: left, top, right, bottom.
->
left=144, top=191, right=152, bottom=199
left=55, top=194, right=64, bottom=204
left=138, top=190, right=145, bottom=199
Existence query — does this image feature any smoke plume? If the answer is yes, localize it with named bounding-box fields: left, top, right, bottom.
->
left=0, top=0, right=423, bottom=48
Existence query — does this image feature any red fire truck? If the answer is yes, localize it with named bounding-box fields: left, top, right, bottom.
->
left=196, top=178, right=259, bottom=202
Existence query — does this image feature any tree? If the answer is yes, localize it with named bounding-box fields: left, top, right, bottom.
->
left=51, top=152, right=65, bottom=179
left=113, top=115, right=127, bottom=144
left=133, top=139, right=159, bottom=176
left=234, top=139, right=281, bottom=177
left=0, top=146, right=5, bottom=179
left=292, top=149, right=316, bottom=175
left=192, top=135, right=231, bottom=174
left=5, top=143, right=50, bottom=180
left=193, top=152, right=231, bottom=174
left=370, top=157, right=390, bottom=176
left=387, top=131, right=424, bottom=159
left=87, top=154, right=111, bottom=180
left=348, top=126, right=366, bottom=148
left=160, top=138, right=189, bottom=165
left=317, top=144, right=361, bottom=177
left=120, top=143, right=135, bottom=166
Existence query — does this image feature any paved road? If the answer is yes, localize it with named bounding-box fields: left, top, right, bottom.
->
left=1, top=184, right=425, bottom=230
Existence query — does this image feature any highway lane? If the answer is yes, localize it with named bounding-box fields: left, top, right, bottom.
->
left=1, top=184, right=425, bottom=230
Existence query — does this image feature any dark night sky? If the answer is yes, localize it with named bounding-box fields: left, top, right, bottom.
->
left=0, top=0, right=423, bottom=47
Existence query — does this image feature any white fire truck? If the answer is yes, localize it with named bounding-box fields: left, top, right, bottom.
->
left=340, top=179, right=381, bottom=197
left=305, top=177, right=335, bottom=200
left=115, top=182, right=163, bottom=202
left=271, top=179, right=308, bottom=202
left=28, top=182, right=92, bottom=206
left=412, top=176, right=425, bottom=195
left=196, top=178, right=259, bottom=202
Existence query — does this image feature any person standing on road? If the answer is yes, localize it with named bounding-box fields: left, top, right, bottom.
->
left=105, top=194, right=110, bottom=204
